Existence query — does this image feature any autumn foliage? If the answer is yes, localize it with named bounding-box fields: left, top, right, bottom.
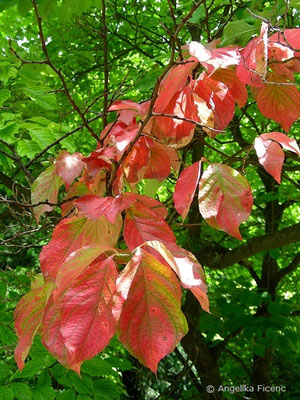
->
left=14, top=23, right=300, bottom=374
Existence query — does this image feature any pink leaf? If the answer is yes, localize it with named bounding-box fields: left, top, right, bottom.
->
left=254, top=136, right=285, bottom=183
left=260, top=132, right=300, bottom=156
left=198, top=164, right=253, bottom=240
left=174, top=161, right=202, bottom=221
left=55, top=151, right=84, bottom=190
left=113, top=249, right=188, bottom=373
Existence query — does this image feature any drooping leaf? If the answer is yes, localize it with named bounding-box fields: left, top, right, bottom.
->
left=113, top=249, right=188, bottom=373
left=256, top=78, right=300, bottom=131
left=198, top=163, right=253, bottom=240
left=143, top=241, right=209, bottom=312
left=254, top=137, right=284, bottom=183
left=173, top=161, right=201, bottom=221
left=260, top=132, right=300, bottom=155
left=55, top=151, right=84, bottom=190
left=193, top=73, right=235, bottom=131
left=14, top=283, right=54, bottom=369
left=59, top=257, right=118, bottom=364
left=124, top=201, right=176, bottom=250
left=236, top=22, right=268, bottom=87
left=39, top=215, right=122, bottom=281
left=211, top=68, right=248, bottom=108
left=31, top=164, right=63, bottom=223
left=41, top=295, right=81, bottom=373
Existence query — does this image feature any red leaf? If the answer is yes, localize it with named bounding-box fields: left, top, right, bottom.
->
left=14, top=283, right=54, bottom=369
left=148, top=86, right=199, bottom=147
left=236, top=22, right=268, bottom=87
left=113, top=249, right=188, bottom=373
left=55, top=151, right=84, bottom=190
left=155, top=58, right=197, bottom=113
left=254, top=137, right=284, bottom=183
left=40, top=215, right=122, bottom=281
left=284, top=29, right=300, bottom=50
left=256, top=77, right=300, bottom=131
left=211, top=68, right=248, bottom=108
left=144, top=141, right=171, bottom=181
left=61, top=181, right=89, bottom=217
left=59, top=257, right=118, bottom=364
left=76, top=195, right=130, bottom=223
left=193, top=73, right=235, bottom=130
left=54, top=245, right=114, bottom=302
left=174, top=161, right=202, bottom=221
left=31, top=164, right=63, bottom=223
left=198, top=164, right=253, bottom=240
left=124, top=201, right=176, bottom=250
left=41, top=295, right=81, bottom=374
left=122, top=137, right=151, bottom=183
left=260, top=132, right=300, bottom=156
left=144, top=241, right=209, bottom=312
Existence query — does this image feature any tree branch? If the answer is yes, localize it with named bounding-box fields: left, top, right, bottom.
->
left=197, top=223, right=300, bottom=269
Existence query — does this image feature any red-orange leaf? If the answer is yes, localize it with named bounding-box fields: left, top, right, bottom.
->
left=14, top=283, right=54, bottom=369
left=40, top=215, right=122, bottom=281
left=254, top=137, right=284, bottom=183
left=256, top=77, right=300, bottom=131
left=31, top=164, right=63, bottom=223
left=55, top=151, right=84, bottom=190
left=124, top=201, right=176, bottom=250
left=198, top=164, right=253, bottom=240
left=174, top=161, right=201, bottom=221
left=113, top=249, right=188, bottom=373
left=211, top=68, right=248, bottom=108
left=59, top=257, right=118, bottom=364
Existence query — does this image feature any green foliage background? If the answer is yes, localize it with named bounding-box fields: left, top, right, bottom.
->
left=0, top=0, right=299, bottom=399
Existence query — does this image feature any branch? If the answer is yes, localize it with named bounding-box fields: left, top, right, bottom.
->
left=274, top=253, right=300, bottom=287
left=197, top=223, right=300, bottom=269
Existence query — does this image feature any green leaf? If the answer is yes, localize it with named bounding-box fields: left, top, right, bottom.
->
left=70, top=374, right=94, bottom=395
left=0, top=282, right=6, bottom=298
left=221, top=21, right=259, bottom=46
left=32, top=386, right=56, bottom=400
left=56, top=389, right=76, bottom=400
left=0, top=124, right=18, bottom=144
left=17, top=0, right=31, bottom=15
left=58, top=0, right=101, bottom=21
left=143, top=179, right=163, bottom=198
left=253, top=344, right=265, bottom=357
left=94, top=378, right=120, bottom=399
left=0, top=0, right=17, bottom=12
left=12, top=359, right=47, bottom=379
left=23, top=88, right=59, bottom=110
left=188, top=7, right=205, bottom=23
left=0, top=386, right=13, bottom=400
left=106, top=356, right=132, bottom=371
left=0, top=362, right=11, bottom=379
left=39, top=0, right=57, bottom=19
left=27, top=126, right=56, bottom=149
left=0, top=89, right=11, bottom=106
left=0, top=325, right=17, bottom=345
left=11, top=383, right=32, bottom=400
left=37, top=370, right=52, bottom=387
left=17, top=140, right=41, bottom=158
left=0, top=64, right=17, bottom=85
left=81, top=358, right=117, bottom=378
